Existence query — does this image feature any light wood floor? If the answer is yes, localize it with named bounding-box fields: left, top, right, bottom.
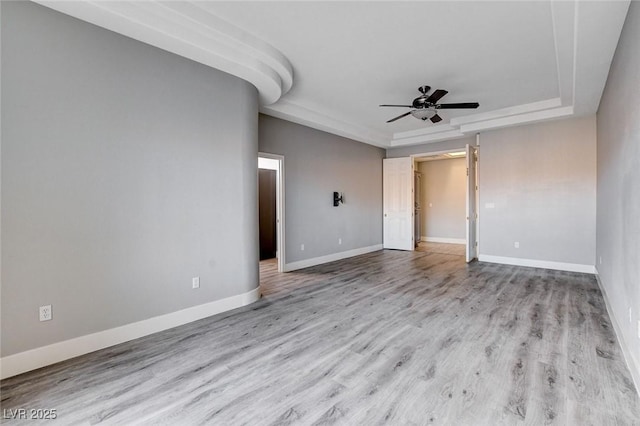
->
left=416, top=241, right=466, bottom=256
left=2, top=249, right=639, bottom=425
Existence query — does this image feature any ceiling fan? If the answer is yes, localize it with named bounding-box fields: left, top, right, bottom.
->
left=380, top=85, right=479, bottom=123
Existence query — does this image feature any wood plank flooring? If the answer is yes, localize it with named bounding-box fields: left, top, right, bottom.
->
left=2, top=248, right=639, bottom=425
left=416, top=241, right=465, bottom=257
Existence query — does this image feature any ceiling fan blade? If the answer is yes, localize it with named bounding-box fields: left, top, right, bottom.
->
left=386, top=111, right=412, bottom=123
left=425, top=89, right=448, bottom=104
left=430, top=113, right=442, bottom=123
left=437, top=102, right=480, bottom=109
left=380, top=104, right=413, bottom=107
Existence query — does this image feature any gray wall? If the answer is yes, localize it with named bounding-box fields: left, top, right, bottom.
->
left=418, top=159, right=466, bottom=241
left=1, top=2, right=259, bottom=356
left=479, top=116, right=597, bottom=265
left=259, top=115, right=384, bottom=264
left=386, top=136, right=475, bottom=158
left=596, top=1, right=640, bottom=384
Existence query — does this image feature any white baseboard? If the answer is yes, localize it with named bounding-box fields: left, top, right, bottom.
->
left=422, top=237, right=466, bottom=244
left=478, top=254, right=596, bottom=274
left=0, top=287, right=261, bottom=380
left=284, top=244, right=383, bottom=272
left=595, top=268, right=640, bottom=397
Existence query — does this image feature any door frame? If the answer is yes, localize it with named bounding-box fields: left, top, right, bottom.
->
left=258, top=152, right=285, bottom=273
left=474, top=133, right=481, bottom=258
left=465, top=143, right=478, bottom=262
left=409, top=145, right=480, bottom=258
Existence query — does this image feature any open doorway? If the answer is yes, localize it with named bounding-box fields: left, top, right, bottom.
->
left=258, top=153, right=285, bottom=273
left=414, top=150, right=467, bottom=257
left=411, top=144, right=478, bottom=261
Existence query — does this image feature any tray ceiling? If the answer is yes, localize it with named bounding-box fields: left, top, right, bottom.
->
left=36, top=1, right=630, bottom=148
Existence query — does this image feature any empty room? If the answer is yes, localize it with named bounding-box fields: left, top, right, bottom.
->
left=1, top=1, right=639, bottom=424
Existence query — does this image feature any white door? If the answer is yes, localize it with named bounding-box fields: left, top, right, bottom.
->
left=383, top=157, right=414, bottom=250
left=465, top=144, right=478, bottom=262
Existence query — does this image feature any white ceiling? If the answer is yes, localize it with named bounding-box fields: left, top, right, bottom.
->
left=37, top=1, right=630, bottom=148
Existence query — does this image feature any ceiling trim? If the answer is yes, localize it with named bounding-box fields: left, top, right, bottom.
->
left=459, top=106, right=574, bottom=134
left=36, top=0, right=629, bottom=149
left=262, top=100, right=390, bottom=148
left=448, top=99, right=562, bottom=127
left=35, top=1, right=293, bottom=105
left=389, top=99, right=566, bottom=146
left=390, top=130, right=467, bottom=148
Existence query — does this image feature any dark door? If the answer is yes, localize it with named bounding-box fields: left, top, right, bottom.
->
left=258, top=169, right=277, bottom=260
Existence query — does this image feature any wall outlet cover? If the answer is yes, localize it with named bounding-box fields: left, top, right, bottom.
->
left=192, top=277, right=200, bottom=289
left=39, top=305, right=52, bottom=322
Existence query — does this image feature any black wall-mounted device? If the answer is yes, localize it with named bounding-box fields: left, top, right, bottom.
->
left=333, top=192, right=344, bottom=207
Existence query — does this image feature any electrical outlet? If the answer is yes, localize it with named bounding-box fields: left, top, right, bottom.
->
left=338, top=238, right=342, bottom=245
left=301, top=244, right=305, bottom=251
left=39, top=305, right=52, bottom=322
left=192, top=277, right=200, bottom=289
left=599, top=256, right=603, bottom=265
left=514, top=242, right=520, bottom=249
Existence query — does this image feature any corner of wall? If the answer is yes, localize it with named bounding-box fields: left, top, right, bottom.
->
left=595, top=269, right=640, bottom=397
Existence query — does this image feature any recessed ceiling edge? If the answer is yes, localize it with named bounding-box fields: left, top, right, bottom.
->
left=34, top=0, right=293, bottom=106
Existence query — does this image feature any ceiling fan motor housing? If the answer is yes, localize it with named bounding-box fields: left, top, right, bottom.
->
left=412, top=97, right=431, bottom=109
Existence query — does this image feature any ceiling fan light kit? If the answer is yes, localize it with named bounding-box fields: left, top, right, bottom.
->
left=410, top=109, right=431, bottom=120
left=381, top=85, right=479, bottom=124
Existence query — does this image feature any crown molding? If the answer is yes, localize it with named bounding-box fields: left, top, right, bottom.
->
left=34, top=0, right=629, bottom=148
left=449, top=99, right=562, bottom=127
left=389, top=99, right=567, bottom=146
left=35, top=1, right=293, bottom=106
left=261, top=100, right=390, bottom=148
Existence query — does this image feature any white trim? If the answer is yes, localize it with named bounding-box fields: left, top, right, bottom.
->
left=258, top=152, right=285, bottom=273
left=475, top=135, right=481, bottom=258
left=478, top=254, right=595, bottom=274
left=390, top=130, right=467, bottom=147
left=31, top=2, right=629, bottom=149
left=459, top=106, right=574, bottom=133
left=450, top=98, right=562, bottom=127
left=411, top=148, right=467, bottom=159
left=394, top=124, right=459, bottom=140
left=261, top=99, right=390, bottom=147
left=35, top=1, right=292, bottom=105
left=0, top=287, right=261, bottom=380
left=284, top=244, right=382, bottom=272
left=594, top=268, right=640, bottom=397
left=422, top=237, right=466, bottom=245
left=389, top=101, right=572, bottom=147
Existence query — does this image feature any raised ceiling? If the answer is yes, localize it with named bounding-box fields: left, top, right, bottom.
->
left=37, top=1, right=630, bottom=148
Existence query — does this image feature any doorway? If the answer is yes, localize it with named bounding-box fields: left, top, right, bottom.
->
left=414, top=150, right=468, bottom=257
left=259, top=168, right=277, bottom=260
left=382, top=144, right=478, bottom=262
left=414, top=144, right=478, bottom=261
left=258, top=153, right=285, bottom=273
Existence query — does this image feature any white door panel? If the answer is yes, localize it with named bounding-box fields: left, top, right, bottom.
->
left=383, top=157, right=414, bottom=251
